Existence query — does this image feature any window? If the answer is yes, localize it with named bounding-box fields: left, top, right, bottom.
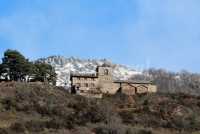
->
left=84, top=78, right=87, bottom=80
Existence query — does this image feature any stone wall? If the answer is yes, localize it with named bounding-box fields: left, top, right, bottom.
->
left=71, top=77, right=98, bottom=89
left=70, top=66, right=157, bottom=97
left=114, top=83, right=157, bottom=95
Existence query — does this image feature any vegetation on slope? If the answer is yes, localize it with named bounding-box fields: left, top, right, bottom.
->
left=0, top=82, right=200, bottom=134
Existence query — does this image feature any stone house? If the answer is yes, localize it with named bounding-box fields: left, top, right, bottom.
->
left=70, top=64, right=157, bottom=98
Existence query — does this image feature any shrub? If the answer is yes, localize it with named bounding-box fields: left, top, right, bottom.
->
left=25, top=120, right=46, bottom=132
left=46, top=117, right=65, bottom=129
left=10, top=122, right=26, bottom=133
left=0, top=128, right=9, bottom=134
left=1, top=97, right=17, bottom=111
left=95, top=125, right=121, bottom=134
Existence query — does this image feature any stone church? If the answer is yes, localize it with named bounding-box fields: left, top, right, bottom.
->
left=70, top=64, right=157, bottom=98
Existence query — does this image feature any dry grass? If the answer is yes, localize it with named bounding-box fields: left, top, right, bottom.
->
left=0, top=82, right=200, bottom=134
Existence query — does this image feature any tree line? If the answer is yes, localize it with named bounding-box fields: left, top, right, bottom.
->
left=130, top=68, right=200, bottom=95
left=0, top=49, right=56, bottom=85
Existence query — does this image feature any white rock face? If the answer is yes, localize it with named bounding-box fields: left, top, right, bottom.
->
left=37, top=56, right=142, bottom=87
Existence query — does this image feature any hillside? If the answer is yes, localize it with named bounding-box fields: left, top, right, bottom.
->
left=0, top=82, right=200, bottom=134
left=37, top=56, right=141, bottom=87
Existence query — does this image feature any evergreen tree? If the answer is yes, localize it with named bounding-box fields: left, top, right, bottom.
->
left=0, top=63, right=9, bottom=81
left=0, top=49, right=57, bottom=84
left=34, top=62, right=57, bottom=85
left=26, top=62, right=37, bottom=82
left=0, top=64, right=3, bottom=80
left=2, top=49, right=30, bottom=81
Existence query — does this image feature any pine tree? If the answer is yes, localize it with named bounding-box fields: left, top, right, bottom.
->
left=1, top=49, right=56, bottom=84
left=0, top=63, right=9, bottom=81
left=0, top=64, right=3, bottom=80
left=26, top=62, right=37, bottom=82
left=34, top=62, right=57, bottom=85
left=2, top=49, right=30, bottom=81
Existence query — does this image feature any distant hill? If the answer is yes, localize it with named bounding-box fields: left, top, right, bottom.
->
left=37, top=56, right=142, bottom=87
left=0, top=82, right=200, bottom=134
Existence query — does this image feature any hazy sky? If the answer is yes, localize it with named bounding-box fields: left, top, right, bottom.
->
left=0, top=0, right=200, bottom=72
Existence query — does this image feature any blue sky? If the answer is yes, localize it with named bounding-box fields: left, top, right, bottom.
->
left=0, top=0, right=200, bottom=72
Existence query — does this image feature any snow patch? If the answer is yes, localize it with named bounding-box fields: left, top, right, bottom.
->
left=37, top=56, right=142, bottom=87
